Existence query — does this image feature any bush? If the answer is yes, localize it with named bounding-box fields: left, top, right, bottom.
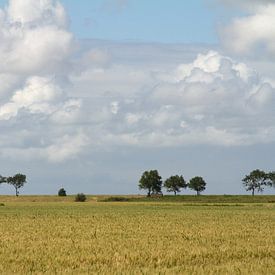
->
left=0, top=203, right=4, bottom=207
left=58, top=188, right=67, bottom=196
left=75, top=193, right=87, bottom=202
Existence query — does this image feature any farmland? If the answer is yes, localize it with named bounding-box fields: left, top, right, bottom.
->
left=0, top=196, right=274, bottom=274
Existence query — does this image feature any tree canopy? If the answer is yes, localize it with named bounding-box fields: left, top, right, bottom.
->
left=0, top=175, right=7, bottom=183
left=188, top=176, right=207, bottom=195
left=7, top=174, right=27, bottom=197
left=139, top=170, right=162, bottom=197
left=266, top=171, right=275, bottom=187
left=164, top=175, right=187, bottom=195
left=58, top=188, right=67, bottom=196
left=242, top=169, right=269, bottom=196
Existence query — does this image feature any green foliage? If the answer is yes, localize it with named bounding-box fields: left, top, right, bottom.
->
left=58, top=188, right=67, bottom=197
left=139, top=170, right=162, bottom=197
left=242, top=169, right=269, bottom=196
left=7, top=173, right=27, bottom=197
left=188, top=176, right=207, bottom=195
left=0, top=175, right=7, bottom=183
left=102, top=197, right=130, bottom=202
left=75, top=193, right=87, bottom=202
left=164, top=175, right=187, bottom=195
left=266, top=171, right=275, bottom=187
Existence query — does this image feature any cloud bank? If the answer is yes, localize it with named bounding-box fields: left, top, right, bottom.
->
left=0, top=0, right=275, bottom=163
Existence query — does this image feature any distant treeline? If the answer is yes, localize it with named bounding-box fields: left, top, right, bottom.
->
left=138, top=169, right=275, bottom=196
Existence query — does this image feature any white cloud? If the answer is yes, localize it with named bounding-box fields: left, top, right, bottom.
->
left=0, top=0, right=73, bottom=74
left=0, top=0, right=275, bottom=164
left=7, top=0, right=67, bottom=27
left=0, top=76, right=62, bottom=120
left=0, top=0, right=83, bottom=162
left=220, top=4, right=275, bottom=57
left=45, top=133, right=90, bottom=162
left=91, top=51, right=275, bottom=147
left=0, top=133, right=89, bottom=163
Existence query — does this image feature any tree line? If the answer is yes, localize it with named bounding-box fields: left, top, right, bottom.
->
left=139, top=170, right=206, bottom=196
left=1, top=169, right=274, bottom=197
left=139, top=169, right=275, bottom=196
left=0, top=174, right=27, bottom=196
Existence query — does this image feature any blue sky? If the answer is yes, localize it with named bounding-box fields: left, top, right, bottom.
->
left=0, top=0, right=239, bottom=43
left=62, top=0, right=220, bottom=43
left=0, top=0, right=274, bottom=195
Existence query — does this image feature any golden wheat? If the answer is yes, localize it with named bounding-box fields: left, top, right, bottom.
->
left=0, top=200, right=274, bottom=274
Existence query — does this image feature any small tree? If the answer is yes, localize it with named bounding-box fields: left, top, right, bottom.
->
left=164, top=175, right=187, bottom=195
left=58, top=188, right=67, bottom=196
left=188, top=176, right=206, bottom=195
left=7, top=174, right=27, bottom=196
left=139, top=170, right=162, bottom=197
left=242, top=169, right=268, bottom=196
left=75, top=193, right=86, bottom=202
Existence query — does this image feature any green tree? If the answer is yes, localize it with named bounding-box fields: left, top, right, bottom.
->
left=0, top=175, right=7, bottom=184
left=242, top=169, right=268, bottom=196
left=7, top=174, right=27, bottom=197
left=58, top=188, right=67, bottom=196
left=139, top=170, right=162, bottom=197
left=188, top=176, right=206, bottom=195
left=164, top=175, right=187, bottom=195
left=266, top=171, right=275, bottom=188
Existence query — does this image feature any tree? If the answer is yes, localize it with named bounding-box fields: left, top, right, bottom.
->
left=7, top=174, right=27, bottom=197
left=242, top=169, right=268, bottom=196
left=266, top=171, right=275, bottom=188
left=164, top=175, right=187, bottom=195
left=0, top=175, right=7, bottom=184
left=58, top=188, right=67, bottom=196
left=139, top=170, right=162, bottom=197
left=188, top=176, right=206, bottom=195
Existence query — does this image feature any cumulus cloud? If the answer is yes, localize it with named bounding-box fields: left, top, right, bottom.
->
left=67, top=50, right=275, bottom=149
left=220, top=3, right=275, bottom=57
left=0, top=0, right=275, bottom=164
left=0, top=76, right=82, bottom=121
left=0, top=0, right=82, bottom=162
left=7, top=0, right=67, bottom=26
left=89, top=51, right=275, bottom=147
left=0, top=0, right=73, bottom=74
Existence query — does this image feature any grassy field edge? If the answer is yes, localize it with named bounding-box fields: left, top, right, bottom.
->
left=0, top=194, right=274, bottom=203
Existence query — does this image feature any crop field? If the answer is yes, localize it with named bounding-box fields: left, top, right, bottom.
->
left=0, top=196, right=274, bottom=274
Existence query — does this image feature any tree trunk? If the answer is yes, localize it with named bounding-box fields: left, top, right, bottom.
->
left=15, top=187, right=18, bottom=197
left=197, top=190, right=200, bottom=196
left=252, top=188, right=255, bottom=196
left=174, top=191, right=177, bottom=196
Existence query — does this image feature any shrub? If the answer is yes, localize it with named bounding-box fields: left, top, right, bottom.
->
left=75, top=193, right=87, bottom=202
left=58, top=188, right=67, bottom=197
left=0, top=203, right=4, bottom=207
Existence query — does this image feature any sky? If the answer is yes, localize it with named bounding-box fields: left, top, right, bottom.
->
left=0, top=0, right=274, bottom=195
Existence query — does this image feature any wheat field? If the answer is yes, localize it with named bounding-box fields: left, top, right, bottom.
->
left=0, top=198, right=274, bottom=274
